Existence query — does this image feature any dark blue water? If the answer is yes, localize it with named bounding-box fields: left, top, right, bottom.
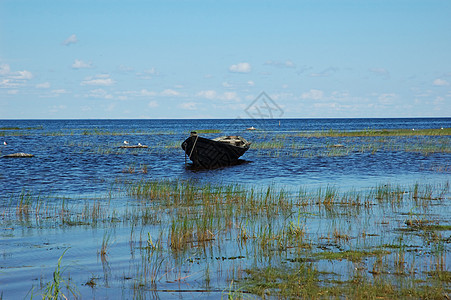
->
left=1, top=118, right=450, bottom=196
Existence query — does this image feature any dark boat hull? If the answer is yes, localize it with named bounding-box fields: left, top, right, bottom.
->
left=181, top=136, right=249, bottom=168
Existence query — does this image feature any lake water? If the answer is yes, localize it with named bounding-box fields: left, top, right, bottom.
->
left=1, top=118, right=450, bottom=195
left=0, top=118, right=450, bottom=299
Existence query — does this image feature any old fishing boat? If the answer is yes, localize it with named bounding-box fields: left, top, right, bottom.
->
left=181, top=132, right=251, bottom=168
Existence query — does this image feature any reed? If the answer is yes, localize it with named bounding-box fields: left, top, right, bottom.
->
left=2, top=179, right=450, bottom=298
left=99, top=231, right=113, bottom=259
left=41, top=249, right=78, bottom=299
left=193, top=129, right=222, bottom=134
left=169, top=214, right=194, bottom=252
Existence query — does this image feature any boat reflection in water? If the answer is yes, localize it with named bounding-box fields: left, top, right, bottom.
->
left=181, top=131, right=251, bottom=168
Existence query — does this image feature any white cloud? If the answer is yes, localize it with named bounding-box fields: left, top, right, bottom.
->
left=221, top=80, right=255, bottom=89
left=301, top=89, right=324, bottom=100
left=49, top=105, right=67, bottom=113
left=330, top=91, right=350, bottom=100
left=63, top=34, right=78, bottom=46
left=264, top=60, right=296, bottom=68
left=197, top=90, right=217, bottom=99
left=179, top=102, right=197, bottom=110
left=433, top=79, right=449, bottom=86
left=285, top=60, right=296, bottom=68
left=197, top=90, right=240, bottom=102
left=148, top=100, right=158, bottom=108
left=120, top=88, right=181, bottom=99
left=0, top=64, right=11, bottom=75
left=51, top=89, right=68, bottom=94
left=310, top=67, right=338, bottom=77
left=87, top=88, right=113, bottom=99
left=140, top=89, right=157, bottom=97
left=0, top=79, right=17, bottom=88
left=95, top=74, right=110, bottom=79
left=160, top=89, right=179, bottom=96
left=36, top=82, right=51, bottom=89
left=369, top=67, right=390, bottom=78
left=222, top=92, right=240, bottom=102
left=72, top=59, right=92, bottom=69
left=82, top=75, right=115, bottom=86
left=81, top=106, right=92, bottom=112
left=40, top=89, right=69, bottom=98
left=313, top=102, right=338, bottom=109
left=377, top=93, right=397, bottom=104
left=137, top=67, right=159, bottom=79
left=83, top=78, right=114, bottom=86
left=229, top=62, right=251, bottom=73
left=222, top=81, right=232, bottom=88
left=0, top=64, right=33, bottom=89
left=0, top=64, right=32, bottom=79
left=118, top=65, right=134, bottom=73
left=144, top=68, right=157, bottom=75
left=270, top=92, right=295, bottom=101
left=7, top=90, right=18, bottom=95
left=12, top=70, right=33, bottom=80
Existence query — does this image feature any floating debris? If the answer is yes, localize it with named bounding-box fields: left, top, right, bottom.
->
left=332, top=144, right=345, bottom=148
left=2, top=153, right=34, bottom=158
left=119, top=145, right=148, bottom=148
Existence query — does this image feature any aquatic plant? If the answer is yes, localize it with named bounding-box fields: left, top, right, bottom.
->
left=2, top=179, right=450, bottom=299
left=41, top=249, right=78, bottom=300
left=99, top=231, right=113, bottom=259
left=193, top=129, right=222, bottom=134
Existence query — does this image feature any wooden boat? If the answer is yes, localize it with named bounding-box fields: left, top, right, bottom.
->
left=181, top=132, right=251, bottom=168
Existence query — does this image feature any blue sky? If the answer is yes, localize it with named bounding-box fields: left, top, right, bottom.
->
left=1, top=0, right=450, bottom=119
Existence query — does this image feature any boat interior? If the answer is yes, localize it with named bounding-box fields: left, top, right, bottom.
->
left=212, top=136, right=250, bottom=147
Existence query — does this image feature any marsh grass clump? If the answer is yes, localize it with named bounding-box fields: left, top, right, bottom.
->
left=252, top=140, right=284, bottom=149
left=169, top=215, right=195, bottom=252
left=371, top=183, right=407, bottom=205
left=41, top=249, right=79, bottom=300
left=243, top=263, right=322, bottom=298
left=16, top=191, right=34, bottom=219
left=314, top=249, right=391, bottom=262
left=193, top=129, right=222, bottom=134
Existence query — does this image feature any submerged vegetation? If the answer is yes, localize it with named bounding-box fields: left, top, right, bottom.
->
left=1, top=180, right=449, bottom=298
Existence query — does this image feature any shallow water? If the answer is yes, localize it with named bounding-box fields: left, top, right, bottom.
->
left=0, top=118, right=450, bottom=299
